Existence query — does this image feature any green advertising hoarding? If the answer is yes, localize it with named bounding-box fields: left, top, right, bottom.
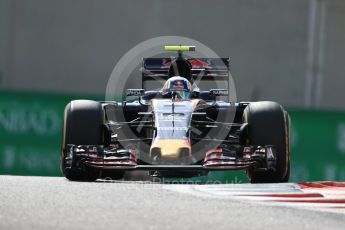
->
left=0, top=90, right=101, bottom=176
left=289, top=109, right=345, bottom=181
left=1, top=90, right=345, bottom=181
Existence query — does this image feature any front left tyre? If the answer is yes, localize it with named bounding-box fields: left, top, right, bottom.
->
left=243, top=101, right=291, bottom=183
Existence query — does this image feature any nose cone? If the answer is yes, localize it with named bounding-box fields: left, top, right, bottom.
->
left=150, top=139, right=191, bottom=160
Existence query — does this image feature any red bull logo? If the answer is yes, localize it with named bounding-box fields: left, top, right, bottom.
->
left=162, top=59, right=211, bottom=68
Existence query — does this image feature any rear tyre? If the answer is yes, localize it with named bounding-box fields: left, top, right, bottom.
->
left=243, top=101, right=290, bottom=183
left=60, top=100, right=124, bottom=181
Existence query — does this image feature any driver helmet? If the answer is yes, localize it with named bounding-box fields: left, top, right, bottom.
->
left=162, top=76, right=192, bottom=100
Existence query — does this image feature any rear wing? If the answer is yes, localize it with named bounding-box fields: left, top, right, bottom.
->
left=142, top=58, right=230, bottom=82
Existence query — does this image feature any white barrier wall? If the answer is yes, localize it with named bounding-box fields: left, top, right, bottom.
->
left=0, top=0, right=344, bottom=109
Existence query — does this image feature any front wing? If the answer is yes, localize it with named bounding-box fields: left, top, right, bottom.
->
left=63, top=144, right=277, bottom=172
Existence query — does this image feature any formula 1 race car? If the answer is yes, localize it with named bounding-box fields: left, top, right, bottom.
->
left=60, top=46, right=291, bottom=183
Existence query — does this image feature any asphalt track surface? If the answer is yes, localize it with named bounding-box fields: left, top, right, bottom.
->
left=0, top=176, right=344, bottom=230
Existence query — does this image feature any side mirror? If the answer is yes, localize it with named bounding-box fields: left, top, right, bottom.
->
left=191, top=112, right=207, bottom=121
left=209, top=89, right=228, bottom=96
left=126, top=89, right=145, bottom=96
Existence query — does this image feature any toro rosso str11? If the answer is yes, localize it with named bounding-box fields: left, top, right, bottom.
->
left=61, top=46, right=291, bottom=183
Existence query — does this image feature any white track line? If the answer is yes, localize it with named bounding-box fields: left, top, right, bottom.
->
left=165, top=182, right=345, bottom=214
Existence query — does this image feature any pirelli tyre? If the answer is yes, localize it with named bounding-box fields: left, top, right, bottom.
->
left=243, top=101, right=291, bottom=183
left=60, top=100, right=124, bottom=181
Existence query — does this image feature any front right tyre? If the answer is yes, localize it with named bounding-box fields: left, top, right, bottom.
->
left=60, top=100, right=118, bottom=181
